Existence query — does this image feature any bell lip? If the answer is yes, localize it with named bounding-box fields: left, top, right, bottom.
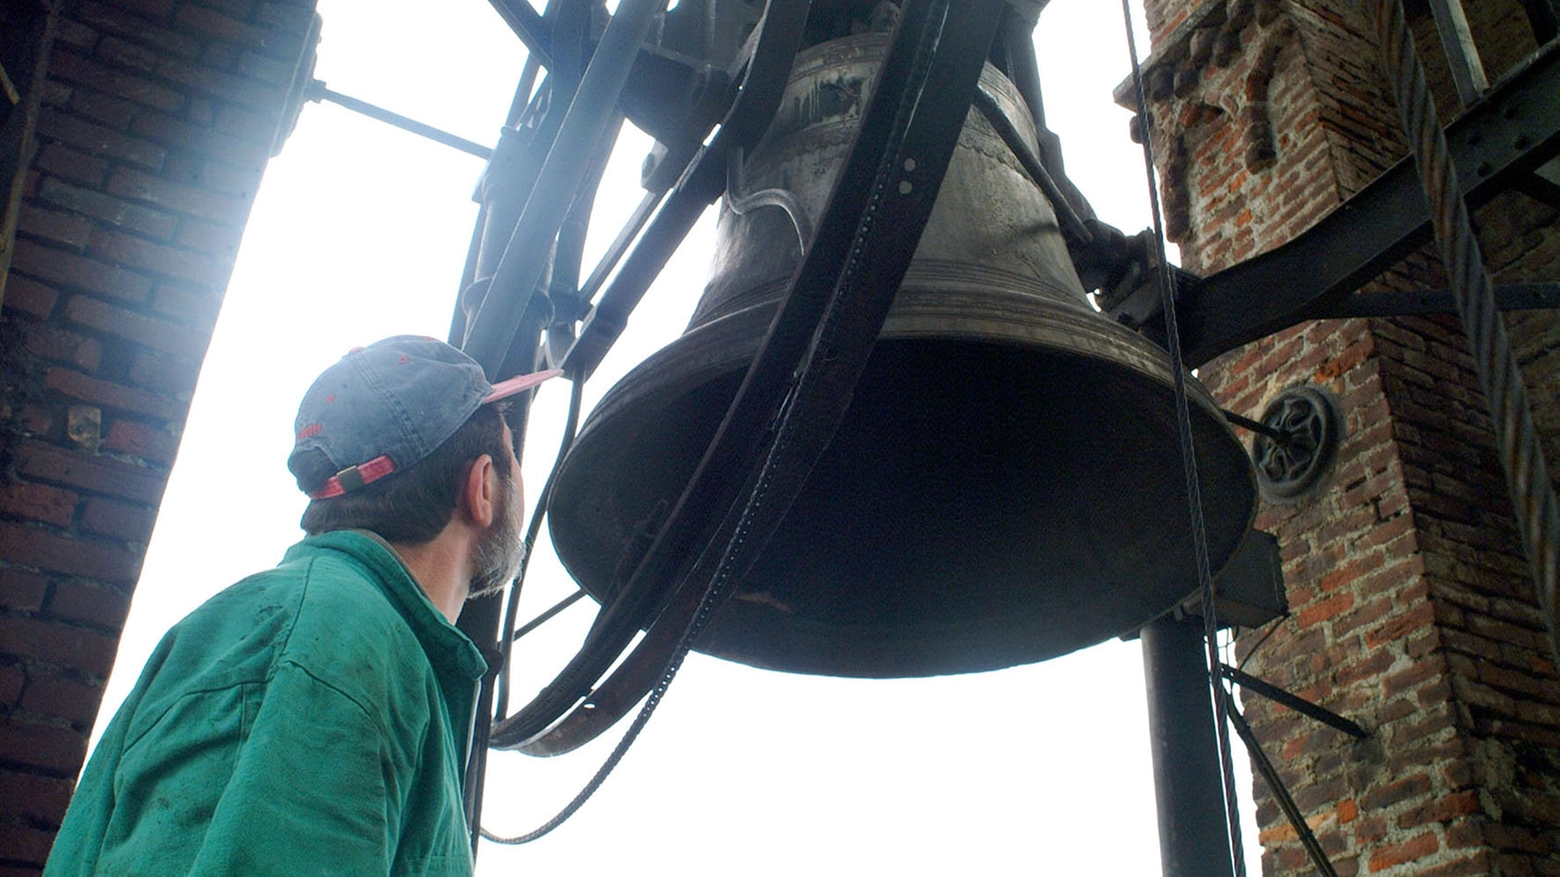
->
left=548, top=291, right=1258, bottom=678
left=571, top=285, right=1242, bottom=450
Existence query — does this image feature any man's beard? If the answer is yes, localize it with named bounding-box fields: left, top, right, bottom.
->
left=468, top=473, right=526, bottom=599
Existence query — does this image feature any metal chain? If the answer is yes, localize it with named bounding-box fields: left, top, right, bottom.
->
left=1119, top=2, right=1248, bottom=873
left=1372, top=0, right=1560, bottom=665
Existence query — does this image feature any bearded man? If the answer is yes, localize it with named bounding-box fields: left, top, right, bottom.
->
left=44, top=336, right=557, bottom=876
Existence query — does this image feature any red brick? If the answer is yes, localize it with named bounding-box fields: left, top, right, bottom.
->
left=23, top=325, right=103, bottom=372
left=0, top=665, right=23, bottom=705
left=95, top=35, right=161, bottom=75
left=150, top=281, right=222, bottom=323
left=0, top=614, right=119, bottom=678
left=49, top=50, right=185, bottom=113
left=20, top=672, right=106, bottom=727
left=0, top=522, right=143, bottom=586
left=237, top=49, right=291, bottom=86
left=197, top=0, right=260, bottom=17
left=18, top=204, right=94, bottom=251
left=1399, top=790, right=1482, bottom=829
left=0, top=771, right=76, bottom=823
left=0, top=568, right=50, bottom=613
left=101, top=419, right=178, bottom=464
left=173, top=216, right=243, bottom=257
left=0, top=822, right=58, bottom=866
left=89, top=230, right=231, bottom=288
left=47, top=580, right=133, bottom=631
left=34, top=107, right=166, bottom=171
left=255, top=2, right=317, bottom=36
left=43, top=367, right=182, bottom=421
left=106, top=166, right=247, bottom=225
left=10, top=238, right=153, bottom=303
left=1, top=275, right=61, bottom=319
left=75, top=3, right=199, bottom=59
left=79, top=496, right=157, bottom=542
left=152, top=56, right=281, bottom=111
left=38, top=177, right=178, bottom=241
left=13, top=441, right=167, bottom=505
left=1368, top=830, right=1440, bottom=871
left=212, top=102, right=277, bottom=145
left=126, top=350, right=201, bottom=395
left=0, top=481, right=79, bottom=529
left=175, top=4, right=271, bottom=47
left=64, top=294, right=210, bottom=360
left=1298, top=592, right=1355, bottom=628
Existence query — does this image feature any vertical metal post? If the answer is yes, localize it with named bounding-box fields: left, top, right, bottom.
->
left=1425, top=0, right=1488, bottom=105
left=1142, top=616, right=1237, bottom=877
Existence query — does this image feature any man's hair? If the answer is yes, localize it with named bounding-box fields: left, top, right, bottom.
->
left=297, top=404, right=512, bottom=543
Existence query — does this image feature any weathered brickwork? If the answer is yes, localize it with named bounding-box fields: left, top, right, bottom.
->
left=0, top=1, right=314, bottom=872
left=1136, top=0, right=1560, bottom=874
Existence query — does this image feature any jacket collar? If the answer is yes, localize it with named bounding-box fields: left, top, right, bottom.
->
left=284, top=530, right=488, bottom=681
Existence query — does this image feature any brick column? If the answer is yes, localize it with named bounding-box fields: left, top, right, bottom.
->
left=0, top=1, right=316, bottom=871
left=1125, top=0, right=1560, bottom=873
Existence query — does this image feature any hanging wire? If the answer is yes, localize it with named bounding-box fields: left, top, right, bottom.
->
left=1118, top=2, right=1247, bottom=873
left=494, top=376, right=586, bottom=721
left=1235, top=615, right=1286, bottom=673
left=1370, top=0, right=1560, bottom=666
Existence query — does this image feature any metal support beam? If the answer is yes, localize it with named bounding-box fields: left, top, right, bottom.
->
left=1144, top=40, right=1560, bottom=366
left=1142, top=617, right=1237, bottom=877
left=487, top=0, right=554, bottom=70
left=1426, top=0, right=1489, bottom=105
left=1221, top=664, right=1370, bottom=740
left=1314, top=282, right=1560, bottom=318
left=307, top=82, right=493, bottom=159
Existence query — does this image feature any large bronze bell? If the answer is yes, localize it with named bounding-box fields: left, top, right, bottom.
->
left=548, top=34, right=1256, bottom=678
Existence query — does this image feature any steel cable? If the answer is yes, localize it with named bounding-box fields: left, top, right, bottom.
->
left=1371, top=0, right=1560, bottom=665
left=1119, top=2, right=1248, bottom=872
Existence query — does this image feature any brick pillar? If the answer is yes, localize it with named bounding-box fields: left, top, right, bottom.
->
left=0, top=1, right=316, bottom=871
left=1126, top=0, right=1560, bottom=874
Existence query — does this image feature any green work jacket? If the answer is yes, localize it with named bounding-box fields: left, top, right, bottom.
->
left=44, top=530, right=488, bottom=876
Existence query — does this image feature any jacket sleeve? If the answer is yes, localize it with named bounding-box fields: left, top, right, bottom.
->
left=187, top=660, right=408, bottom=876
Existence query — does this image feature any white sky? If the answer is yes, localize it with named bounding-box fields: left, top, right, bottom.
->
left=94, top=1, right=1265, bottom=873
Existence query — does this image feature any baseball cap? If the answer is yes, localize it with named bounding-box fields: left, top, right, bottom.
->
left=288, top=336, right=561, bottom=500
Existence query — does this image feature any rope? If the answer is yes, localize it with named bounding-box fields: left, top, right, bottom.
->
left=1371, top=0, right=1560, bottom=666
left=1119, top=3, right=1248, bottom=873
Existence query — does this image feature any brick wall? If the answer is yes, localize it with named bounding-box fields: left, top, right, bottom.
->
left=0, top=1, right=315, bottom=872
left=1130, top=0, right=1560, bottom=874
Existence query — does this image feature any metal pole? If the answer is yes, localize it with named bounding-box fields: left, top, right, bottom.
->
left=1142, top=616, right=1237, bottom=877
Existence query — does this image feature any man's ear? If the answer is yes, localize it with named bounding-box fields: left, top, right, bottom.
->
left=460, top=454, right=499, bottom=529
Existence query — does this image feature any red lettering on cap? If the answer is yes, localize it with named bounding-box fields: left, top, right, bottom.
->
left=297, top=423, right=322, bottom=440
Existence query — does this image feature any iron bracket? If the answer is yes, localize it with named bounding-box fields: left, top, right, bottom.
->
left=1109, top=39, right=1560, bottom=366
left=1221, top=663, right=1370, bottom=740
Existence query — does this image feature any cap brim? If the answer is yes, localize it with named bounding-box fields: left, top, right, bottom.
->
left=484, top=368, right=564, bottom=404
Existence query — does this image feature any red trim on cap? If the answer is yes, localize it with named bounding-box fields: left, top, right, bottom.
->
left=308, top=455, right=397, bottom=500
left=484, top=368, right=563, bottom=404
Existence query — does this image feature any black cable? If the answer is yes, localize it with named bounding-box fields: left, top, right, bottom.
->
left=494, top=376, right=586, bottom=721
left=1118, top=2, right=1247, bottom=873
left=1235, top=616, right=1285, bottom=673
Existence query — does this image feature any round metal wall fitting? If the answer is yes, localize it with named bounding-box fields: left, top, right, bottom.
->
left=1252, top=385, right=1346, bottom=503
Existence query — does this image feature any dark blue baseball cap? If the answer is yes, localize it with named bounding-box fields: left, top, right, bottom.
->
left=289, top=336, right=560, bottom=499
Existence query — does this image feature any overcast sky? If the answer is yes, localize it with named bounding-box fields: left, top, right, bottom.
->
left=94, top=1, right=1265, bottom=874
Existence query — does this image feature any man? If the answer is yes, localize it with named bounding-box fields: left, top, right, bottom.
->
left=45, top=336, right=558, bottom=876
